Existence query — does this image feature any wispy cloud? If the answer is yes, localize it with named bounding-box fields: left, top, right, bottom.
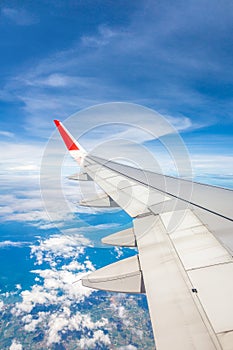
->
left=191, top=154, right=233, bottom=188
left=0, top=141, right=42, bottom=173
left=164, top=115, right=206, bottom=132
left=81, top=25, right=119, bottom=48
left=0, top=130, right=14, bottom=138
left=2, top=1, right=232, bottom=137
left=1, top=7, right=38, bottom=26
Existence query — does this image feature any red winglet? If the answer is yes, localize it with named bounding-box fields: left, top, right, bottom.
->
left=54, top=119, right=60, bottom=127
left=54, top=119, right=79, bottom=151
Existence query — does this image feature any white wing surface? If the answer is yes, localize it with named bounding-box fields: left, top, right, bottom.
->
left=55, top=120, right=233, bottom=350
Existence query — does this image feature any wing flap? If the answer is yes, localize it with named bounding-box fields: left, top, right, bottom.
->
left=79, top=193, right=118, bottom=208
left=101, top=227, right=136, bottom=247
left=82, top=255, right=145, bottom=293
left=68, top=172, right=92, bottom=181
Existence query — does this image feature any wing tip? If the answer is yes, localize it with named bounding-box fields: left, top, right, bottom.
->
left=54, top=119, right=81, bottom=151
left=54, top=119, right=60, bottom=127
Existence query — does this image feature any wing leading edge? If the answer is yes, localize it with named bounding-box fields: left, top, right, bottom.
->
left=54, top=120, right=233, bottom=350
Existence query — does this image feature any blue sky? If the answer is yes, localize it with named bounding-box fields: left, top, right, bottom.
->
left=0, top=0, right=233, bottom=137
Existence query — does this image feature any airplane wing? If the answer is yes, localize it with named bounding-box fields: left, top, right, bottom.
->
left=54, top=120, right=233, bottom=350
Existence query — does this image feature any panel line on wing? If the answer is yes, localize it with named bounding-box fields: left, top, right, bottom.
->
left=186, top=260, right=233, bottom=272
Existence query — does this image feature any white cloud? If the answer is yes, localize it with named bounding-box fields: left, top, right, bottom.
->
left=47, top=312, right=69, bottom=344
left=114, top=247, right=123, bottom=259
left=192, top=154, right=233, bottom=175
left=0, top=137, right=101, bottom=227
left=23, top=311, right=49, bottom=332
left=8, top=164, right=39, bottom=171
left=45, top=311, right=110, bottom=346
left=118, top=345, right=137, bottom=350
left=110, top=300, right=131, bottom=327
left=0, top=241, right=29, bottom=248
left=10, top=234, right=114, bottom=347
left=2, top=230, right=153, bottom=348
left=0, top=166, right=82, bottom=229
left=30, top=234, right=91, bottom=266
left=79, top=330, right=111, bottom=349
left=0, top=139, right=121, bottom=235
left=9, top=340, right=23, bottom=350
left=2, top=211, right=49, bottom=224
left=0, top=187, right=60, bottom=228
